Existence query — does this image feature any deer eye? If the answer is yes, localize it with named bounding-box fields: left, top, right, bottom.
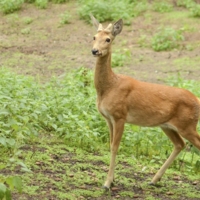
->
left=93, top=37, right=96, bottom=40
left=106, top=38, right=110, bottom=43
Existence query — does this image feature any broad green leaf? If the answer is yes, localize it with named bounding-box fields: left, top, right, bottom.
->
left=12, top=177, right=22, bottom=193
left=0, top=164, right=6, bottom=170
left=6, top=139, right=15, bottom=147
left=0, top=183, right=6, bottom=193
left=0, top=137, right=6, bottom=146
left=5, top=189, right=11, bottom=200
left=5, top=177, right=14, bottom=191
left=0, top=183, right=7, bottom=200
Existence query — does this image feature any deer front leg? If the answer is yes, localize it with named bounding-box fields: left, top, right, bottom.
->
left=106, top=119, right=113, bottom=149
left=103, top=119, right=125, bottom=189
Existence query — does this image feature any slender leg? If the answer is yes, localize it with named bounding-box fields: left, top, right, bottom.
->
left=106, top=119, right=113, bottom=149
left=151, top=127, right=185, bottom=184
left=103, top=119, right=125, bottom=189
left=180, top=129, right=200, bottom=150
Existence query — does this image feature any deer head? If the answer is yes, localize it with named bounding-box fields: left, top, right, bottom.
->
left=90, top=15, right=123, bottom=57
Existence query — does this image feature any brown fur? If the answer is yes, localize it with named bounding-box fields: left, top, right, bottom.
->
left=91, top=15, right=200, bottom=188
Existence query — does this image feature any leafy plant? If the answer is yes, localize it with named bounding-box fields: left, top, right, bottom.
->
left=23, top=17, right=33, bottom=24
left=59, top=11, right=71, bottom=25
left=138, top=34, right=148, bottom=47
left=24, top=0, right=35, bottom=3
left=0, top=0, right=24, bottom=14
left=176, top=0, right=195, bottom=9
left=0, top=176, right=22, bottom=200
left=0, top=67, right=199, bottom=189
left=21, top=27, right=31, bottom=34
left=112, top=48, right=131, bottom=67
left=132, top=0, right=148, bottom=17
left=78, top=0, right=134, bottom=23
left=0, top=67, right=107, bottom=152
left=151, top=27, right=184, bottom=51
left=190, top=3, right=200, bottom=17
left=51, top=0, right=68, bottom=3
left=35, top=0, right=48, bottom=9
left=152, top=1, right=173, bottom=13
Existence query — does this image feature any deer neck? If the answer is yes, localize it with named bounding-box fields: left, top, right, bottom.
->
left=94, top=52, right=116, bottom=96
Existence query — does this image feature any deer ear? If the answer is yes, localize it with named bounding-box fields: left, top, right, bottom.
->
left=112, top=19, right=123, bottom=36
left=90, top=14, right=99, bottom=29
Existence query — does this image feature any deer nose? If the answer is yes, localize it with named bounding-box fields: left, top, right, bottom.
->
left=92, top=49, right=99, bottom=55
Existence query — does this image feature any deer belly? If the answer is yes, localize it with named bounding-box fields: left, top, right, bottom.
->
left=126, top=110, right=166, bottom=127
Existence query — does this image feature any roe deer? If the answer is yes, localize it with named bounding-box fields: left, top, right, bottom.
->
left=90, top=15, right=200, bottom=189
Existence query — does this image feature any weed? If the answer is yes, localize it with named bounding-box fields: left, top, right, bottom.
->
left=138, top=34, right=148, bottom=48
left=190, top=3, right=200, bottom=17
left=51, top=0, right=68, bottom=3
left=0, top=176, right=22, bottom=199
left=23, top=17, right=33, bottom=24
left=21, top=27, right=31, bottom=34
left=35, top=0, right=48, bottom=9
left=112, top=48, right=131, bottom=67
left=79, top=0, right=149, bottom=24
left=78, top=0, right=134, bottom=23
left=151, top=27, right=184, bottom=51
left=132, top=0, right=149, bottom=17
left=59, top=11, right=71, bottom=26
left=0, top=64, right=199, bottom=200
left=152, top=1, right=173, bottom=13
left=0, top=0, right=24, bottom=14
left=25, top=0, right=35, bottom=3
left=176, top=0, right=195, bottom=9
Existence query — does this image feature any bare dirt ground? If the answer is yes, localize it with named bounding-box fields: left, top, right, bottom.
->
left=0, top=2, right=200, bottom=84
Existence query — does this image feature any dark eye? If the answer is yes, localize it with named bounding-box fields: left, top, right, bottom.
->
left=93, top=37, right=96, bottom=40
left=106, top=38, right=110, bottom=43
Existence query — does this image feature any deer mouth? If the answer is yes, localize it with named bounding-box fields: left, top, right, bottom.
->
left=93, top=53, right=102, bottom=57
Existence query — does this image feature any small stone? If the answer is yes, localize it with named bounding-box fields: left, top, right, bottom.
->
left=79, top=185, right=87, bottom=189
left=111, top=187, right=120, bottom=191
left=54, top=177, right=62, bottom=181
left=63, top=157, right=70, bottom=161
left=192, top=181, right=198, bottom=185
left=173, top=176, right=181, bottom=180
left=166, top=191, right=174, bottom=195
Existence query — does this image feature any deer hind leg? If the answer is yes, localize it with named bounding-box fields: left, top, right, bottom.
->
left=179, top=128, right=200, bottom=150
left=151, top=127, right=185, bottom=185
left=103, top=119, right=125, bottom=189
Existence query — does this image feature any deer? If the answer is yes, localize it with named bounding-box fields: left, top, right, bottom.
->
left=90, top=15, right=200, bottom=189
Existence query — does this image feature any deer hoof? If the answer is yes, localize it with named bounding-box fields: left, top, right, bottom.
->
left=102, top=185, right=110, bottom=190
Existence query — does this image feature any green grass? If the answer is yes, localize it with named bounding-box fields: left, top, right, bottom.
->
left=0, top=67, right=199, bottom=199
left=59, top=11, right=71, bottom=26
left=35, top=0, right=48, bottom=9
left=152, top=1, right=173, bottom=13
left=2, top=135, right=199, bottom=199
left=112, top=48, right=131, bottom=67
left=151, top=27, right=184, bottom=51
left=78, top=0, right=148, bottom=24
left=0, top=0, right=24, bottom=14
